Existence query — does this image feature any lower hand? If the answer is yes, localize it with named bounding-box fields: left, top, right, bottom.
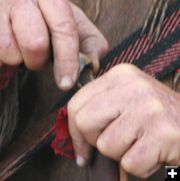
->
left=68, top=64, right=180, bottom=178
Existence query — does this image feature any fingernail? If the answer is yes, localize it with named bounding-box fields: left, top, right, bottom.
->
left=59, top=76, right=73, bottom=90
left=76, top=155, right=86, bottom=167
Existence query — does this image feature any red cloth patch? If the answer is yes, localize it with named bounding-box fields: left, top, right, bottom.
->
left=51, top=108, right=75, bottom=159
left=0, top=66, right=14, bottom=91
left=176, top=68, right=180, bottom=73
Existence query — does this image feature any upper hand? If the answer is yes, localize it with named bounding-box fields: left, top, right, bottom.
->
left=68, top=64, right=180, bottom=178
left=0, top=0, right=108, bottom=90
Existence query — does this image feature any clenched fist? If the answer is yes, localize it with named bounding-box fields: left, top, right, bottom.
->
left=0, top=0, right=108, bottom=90
left=68, top=64, right=180, bottom=178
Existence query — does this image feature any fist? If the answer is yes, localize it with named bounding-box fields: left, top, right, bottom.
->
left=68, top=64, right=180, bottom=178
left=0, top=0, right=108, bottom=90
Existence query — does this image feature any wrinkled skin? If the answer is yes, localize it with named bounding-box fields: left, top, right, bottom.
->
left=68, top=64, right=180, bottom=178
left=0, top=0, right=108, bottom=90
left=1, top=0, right=180, bottom=180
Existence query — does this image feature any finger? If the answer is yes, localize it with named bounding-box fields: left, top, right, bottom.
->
left=38, top=0, right=79, bottom=90
left=121, top=135, right=161, bottom=178
left=71, top=3, right=109, bottom=73
left=68, top=68, right=131, bottom=163
left=69, top=64, right=138, bottom=117
left=74, top=89, right=122, bottom=146
left=68, top=73, right=113, bottom=166
left=0, top=10, right=22, bottom=65
left=10, top=0, right=49, bottom=70
left=162, top=129, right=180, bottom=166
left=96, top=114, right=138, bottom=161
left=68, top=105, right=92, bottom=168
left=72, top=76, right=138, bottom=148
left=68, top=68, right=118, bottom=117
left=68, top=80, right=126, bottom=166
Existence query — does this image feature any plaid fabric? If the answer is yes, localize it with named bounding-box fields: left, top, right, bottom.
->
left=98, top=2, right=180, bottom=80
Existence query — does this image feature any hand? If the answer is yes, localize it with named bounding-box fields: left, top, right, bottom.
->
left=0, top=0, right=108, bottom=90
left=68, top=64, right=180, bottom=178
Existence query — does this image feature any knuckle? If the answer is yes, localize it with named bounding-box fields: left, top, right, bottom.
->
left=167, top=149, right=180, bottom=164
left=121, top=157, right=136, bottom=175
left=6, top=55, right=22, bottom=65
left=121, top=160, right=142, bottom=179
left=52, top=20, right=77, bottom=37
left=138, top=173, right=149, bottom=179
left=67, top=100, right=76, bottom=117
left=124, top=169, right=148, bottom=179
left=99, top=38, right=109, bottom=57
left=0, top=56, right=22, bottom=66
left=71, top=4, right=84, bottom=21
left=118, top=63, right=136, bottom=72
left=102, top=39, right=109, bottom=53
left=0, top=36, right=22, bottom=65
left=75, top=112, right=86, bottom=132
left=96, top=136, right=111, bottom=156
left=108, top=63, right=136, bottom=78
left=136, top=78, right=152, bottom=91
left=12, top=0, right=25, bottom=7
left=0, top=35, right=12, bottom=51
left=10, top=0, right=25, bottom=16
left=148, top=99, right=165, bottom=116
left=22, top=37, right=48, bottom=54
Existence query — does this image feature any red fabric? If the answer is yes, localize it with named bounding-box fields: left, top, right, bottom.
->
left=176, top=68, right=180, bottom=73
left=51, top=108, right=75, bottom=159
left=0, top=66, right=14, bottom=91
left=0, top=66, right=75, bottom=159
